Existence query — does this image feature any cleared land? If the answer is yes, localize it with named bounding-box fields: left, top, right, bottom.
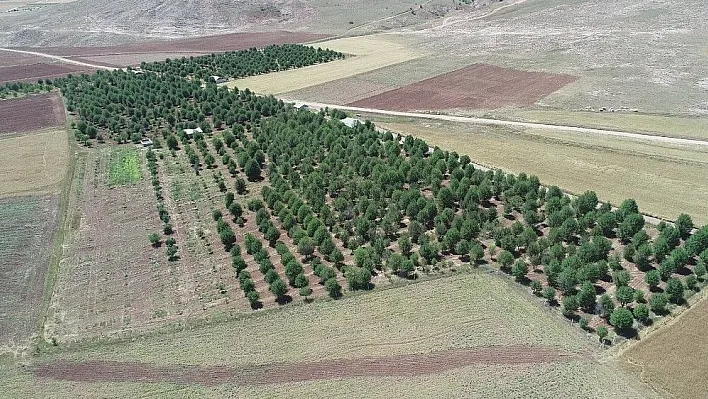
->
left=0, top=93, right=65, bottom=134
left=349, top=63, right=577, bottom=110
left=0, top=195, right=61, bottom=352
left=0, top=62, right=92, bottom=84
left=5, top=273, right=656, bottom=397
left=227, top=35, right=421, bottom=95
left=0, top=127, right=69, bottom=197
left=371, top=116, right=708, bottom=224
left=622, top=295, right=708, bottom=398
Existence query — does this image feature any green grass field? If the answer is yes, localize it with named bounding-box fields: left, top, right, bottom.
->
left=108, top=147, right=142, bottom=186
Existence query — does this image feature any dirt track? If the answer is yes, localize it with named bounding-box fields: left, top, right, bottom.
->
left=33, top=345, right=575, bottom=386
left=283, top=99, right=708, bottom=148
left=0, top=48, right=116, bottom=70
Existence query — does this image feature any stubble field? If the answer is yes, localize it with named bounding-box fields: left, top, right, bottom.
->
left=3, top=273, right=656, bottom=398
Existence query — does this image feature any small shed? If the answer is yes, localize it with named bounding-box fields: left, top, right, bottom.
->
left=183, top=127, right=203, bottom=137
left=211, top=76, right=228, bottom=84
left=140, top=138, right=153, bottom=147
left=341, top=117, right=361, bottom=128
left=293, top=102, right=309, bottom=111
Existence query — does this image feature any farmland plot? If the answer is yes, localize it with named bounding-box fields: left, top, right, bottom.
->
left=0, top=195, right=60, bottom=352
left=0, top=93, right=66, bottom=135
left=7, top=274, right=656, bottom=397
left=0, top=63, right=92, bottom=85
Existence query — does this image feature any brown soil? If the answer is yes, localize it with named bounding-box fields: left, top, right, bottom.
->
left=0, top=93, right=66, bottom=135
left=28, top=31, right=329, bottom=58
left=0, top=62, right=92, bottom=84
left=348, top=63, right=577, bottom=110
left=33, top=345, right=574, bottom=386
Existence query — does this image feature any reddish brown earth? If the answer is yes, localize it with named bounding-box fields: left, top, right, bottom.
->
left=0, top=93, right=66, bottom=135
left=34, top=345, right=575, bottom=386
left=349, top=64, right=577, bottom=111
left=0, top=53, right=46, bottom=68
left=0, top=63, right=93, bottom=84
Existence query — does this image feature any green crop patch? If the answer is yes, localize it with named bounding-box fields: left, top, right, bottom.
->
left=108, top=148, right=142, bottom=186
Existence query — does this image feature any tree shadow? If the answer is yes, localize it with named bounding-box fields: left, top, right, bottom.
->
left=649, top=286, right=664, bottom=293
left=594, top=284, right=607, bottom=295
left=616, top=328, right=639, bottom=340
left=276, top=295, right=293, bottom=305
left=676, top=266, right=693, bottom=276
left=250, top=301, right=263, bottom=310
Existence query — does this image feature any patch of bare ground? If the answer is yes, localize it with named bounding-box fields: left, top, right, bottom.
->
left=349, top=63, right=577, bottom=111
left=30, top=31, right=328, bottom=58
left=0, top=93, right=65, bottom=135
left=33, top=345, right=574, bottom=385
left=0, top=62, right=93, bottom=84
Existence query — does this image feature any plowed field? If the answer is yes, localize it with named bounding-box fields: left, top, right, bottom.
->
left=0, top=93, right=66, bottom=134
left=349, top=63, right=577, bottom=111
left=0, top=63, right=92, bottom=84
left=34, top=345, right=574, bottom=385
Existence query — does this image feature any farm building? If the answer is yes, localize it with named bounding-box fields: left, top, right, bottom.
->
left=183, top=127, right=203, bottom=136
left=340, top=117, right=362, bottom=128
left=211, top=76, right=228, bottom=84
left=140, top=138, right=153, bottom=147
left=293, top=102, right=309, bottom=111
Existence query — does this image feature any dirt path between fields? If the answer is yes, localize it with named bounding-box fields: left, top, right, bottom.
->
left=282, top=100, right=708, bottom=148
left=0, top=48, right=117, bottom=70
left=33, top=345, right=576, bottom=386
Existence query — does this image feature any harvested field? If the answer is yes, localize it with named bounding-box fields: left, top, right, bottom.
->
left=0, top=52, right=46, bottom=67
left=0, top=93, right=66, bottom=135
left=349, top=63, right=577, bottom=111
left=372, top=116, right=708, bottom=224
left=0, top=127, right=69, bottom=197
left=0, top=195, right=60, bottom=351
left=34, top=346, right=573, bottom=385
left=228, top=35, right=421, bottom=95
left=3, top=273, right=656, bottom=397
left=622, top=295, right=708, bottom=398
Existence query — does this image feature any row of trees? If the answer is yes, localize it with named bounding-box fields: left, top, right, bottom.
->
left=146, top=149, right=178, bottom=261
left=141, top=44, right=344, bottom=82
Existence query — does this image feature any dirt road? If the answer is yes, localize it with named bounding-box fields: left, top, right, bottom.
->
left=282, top=100, right=708, bottom=148
left=0, top=48, right=117, bottom=70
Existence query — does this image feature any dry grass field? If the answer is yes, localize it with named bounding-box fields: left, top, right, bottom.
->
left=622, top=294, right=708, bottom=398
left=228, top=35, right=422, bottom=95
left=371, top=116, right=708, bottom=224
left=2, top=273, right=657, bottom=397
left=0, top=128, right=69, bottom=197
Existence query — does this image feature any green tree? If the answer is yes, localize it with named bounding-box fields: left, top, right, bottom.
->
left=665, top=277, right=684, bottom=304
left=675, top=213, right=694, bottom=239
left=531, top=280, right=542, bottom=296
left=649, top=293, right=669, bottom=314
left=297, top=237, right=315, bottom=260
left=610, top=307, right=634, bottom=331
left=299, top=286, right=312, bottom=298
left=235, top=177, right=247, bottom=194
left=543, top=287, right=556, bottom=303
left=498, top=250, right=514, bottom=272
left=398, top=235, right=412, bottom=257
left=597, top=326, right=608, bottom=343
left=512, top=259, right=529, bottom=282
left=633, top=303, right=650, bottom=324
left=269, top=278, right=288, bottom=301
left=204, top=153, right=215, bottom=168
left=645, top=269, right=660, bottom=290
left=345, top=266, right=372, bottom=290
left=469, top=243, right=484, bottom=265
left=562, top=295, right=579, bottom=317
left=618, top=213, right=645, bottom=242
left=325, top=277, right=342, bottom=298
left=600, top=294, right=615, bottom=318
left=244, top=158, right=261, bottom=181
left=294, top=273, right=309, bottom=289
left=612, top=270, right=631, bottom=287
left=577, top=281, right=596, bottom=310
left=695, top=262, right=706, bottom=280
left=616, top=285, right=634, bottom=306
left=284, top=260, right=304, bottom=286
left=149, top=232, right=160, bottom=247
left=246, top=290, right=260, bottom=306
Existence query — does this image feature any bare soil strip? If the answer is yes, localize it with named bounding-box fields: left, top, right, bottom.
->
left=349, top=64, right=577, bottom=110
left=34, top=345, right=574, bottom=386
left=0, top=93, right=66, bottom=135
